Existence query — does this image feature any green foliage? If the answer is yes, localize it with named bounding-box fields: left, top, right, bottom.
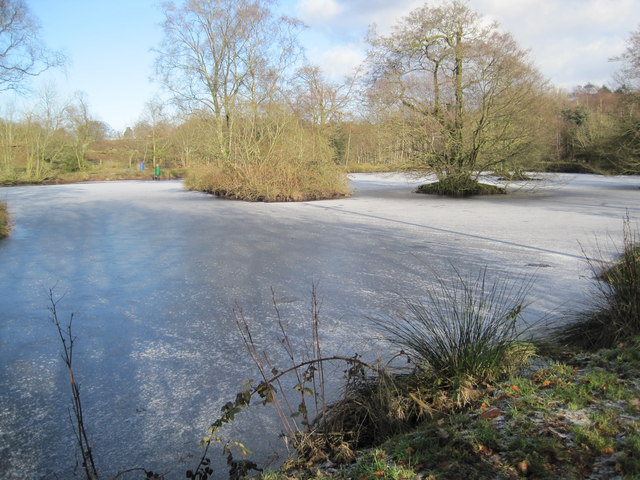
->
left=349, top=448, right=419, bottom=480
left=375, top=268, right=533, bottom=389
left=561, top=107, right=589, bottom=126
left=328, top=126, right=348, bottom=165
left=538, top=161, right=601, bottom=174
left=329, top=342, right=640, bottom=480
left=555, top=88, right=640, bottom=174
left=556, top=216, right=640, bottom=350
left=49, top=145, right=82, bottom=173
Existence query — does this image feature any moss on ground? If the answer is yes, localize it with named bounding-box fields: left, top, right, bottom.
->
left=261, top=339, right=640, bottom=480
left=416, top=178, right=506, bottom=197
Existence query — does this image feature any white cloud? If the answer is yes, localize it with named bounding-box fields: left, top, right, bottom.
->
left=582, top=0, right=636, bottom=25
left=320, top=44, right=364, bottom=80
left=287, top=0, right=640, bottom=88
left=295, top=0, right=344, bottom=25
left=470, top=0, right=640, bottom=87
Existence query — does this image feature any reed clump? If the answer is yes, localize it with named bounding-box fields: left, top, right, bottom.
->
left=374, top=269, right=534, bottom=390
left=184, top=115, right=349, bottom=202
left=0, top=201, right=9, bottom=238
left=557, top=215, right=640, bottom=350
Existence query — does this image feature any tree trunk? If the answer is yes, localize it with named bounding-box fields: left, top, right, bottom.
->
left=453, top=29, right=465, bottom=172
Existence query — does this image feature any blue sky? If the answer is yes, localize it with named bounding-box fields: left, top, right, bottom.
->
left=2, top=0, right=639, bottom=133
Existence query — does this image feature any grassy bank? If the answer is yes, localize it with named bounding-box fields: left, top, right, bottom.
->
left=0, top=201, right=8, bottom=238
left=285, top=342, right=639, bottom=480
left=0, top=167, right=186, bottom=186
left=232, top=224, right=640, bottom=480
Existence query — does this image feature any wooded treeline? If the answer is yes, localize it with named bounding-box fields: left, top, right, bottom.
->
left=1, top=0, right=639, bottom=197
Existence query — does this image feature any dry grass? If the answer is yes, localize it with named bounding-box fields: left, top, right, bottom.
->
left=0, top=167, right=185, bottom=186
left=344, top=162, right=403, bottom=173
left=557, top=215, right=640, bottom=350
left=318, top=368, right=435, bottom=450
left=186, top=160, right=348, bottom=202
left=185, top=115, right=350, bottom=202
left=0, top=201, right=9, bottom=238
left=314, top=269, right=536, bottom=454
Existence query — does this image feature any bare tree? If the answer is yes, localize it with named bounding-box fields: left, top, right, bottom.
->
left=290, top=65, right=357, bottom=129
left=170, top=113, right=215, bottom=167
left=65, top=92, right=107, bottom=171
left=23, top=84, right=68, bottom=179
left=613, top=24, right=640, bottom=90
left=134, top=98, right=172, bottom=168
left=156, top=1, right=353, bottom=201
left=0, top=103, right=18, bottom=177
left=366, top=0, right=549, bottom=194
left=608, top=26, right=640, bottom=173
left=0, top=0, right=65, bottom=91
left=154, top=0, right=302, bottom=158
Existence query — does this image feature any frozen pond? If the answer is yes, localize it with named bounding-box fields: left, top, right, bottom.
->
left=0, top=173, right=639, bottom=479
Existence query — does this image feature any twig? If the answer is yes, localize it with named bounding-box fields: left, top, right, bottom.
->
left=48, top=289, right=100, bottom=480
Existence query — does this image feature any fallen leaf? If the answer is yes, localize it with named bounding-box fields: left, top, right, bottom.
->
left=541, top=379, right=552, bottom=387
left=518, top=460, right=531, bottom=474
left=373, top=470, right=385, bottom=476
left=601, top=447, right=615, bottom=454
left=511, top=385, right=521, bottom=393
left=481, top=407, right=502, bottom=419
left=480, top=402, right=489, bottom=411
left=478, top=444, right=493, bottom=455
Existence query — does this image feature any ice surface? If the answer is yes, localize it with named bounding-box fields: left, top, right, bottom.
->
left=0, top=173, right=638, bottom=478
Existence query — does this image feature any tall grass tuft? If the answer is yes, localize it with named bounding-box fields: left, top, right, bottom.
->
left=375, top=268, right=534, bottom=388
left=556, top=215, right=640, bottom=350
left=0, top=201, right=9, bottom=238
